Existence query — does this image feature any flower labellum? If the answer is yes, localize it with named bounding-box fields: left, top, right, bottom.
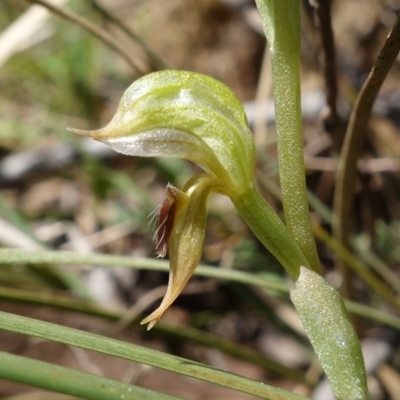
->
left=141, top=175, right=217, bottom=330
left=155, top=184, right=177, bottom=258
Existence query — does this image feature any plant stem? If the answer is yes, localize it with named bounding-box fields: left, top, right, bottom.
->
left=256, top=0, right=320, bottom=274
left=232, top=188, right=310, bottom=281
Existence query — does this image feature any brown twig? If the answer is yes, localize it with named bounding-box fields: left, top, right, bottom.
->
left=308, top=1, right=344, bottom=255
left=89, top=0, right=168, bottom=71
left=333, top=13, right=400, bottom=298
left=25, top=0, right=149, bottom=76
left=310, top=0, right=343, bottom=150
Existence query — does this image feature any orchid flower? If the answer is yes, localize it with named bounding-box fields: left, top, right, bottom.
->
left=69, top=68, right=368, bottom=399
left=69, top=70, right=310, bottom=328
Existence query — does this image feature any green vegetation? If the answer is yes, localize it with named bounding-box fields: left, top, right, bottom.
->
left=1, top=1, right=400, bottom=399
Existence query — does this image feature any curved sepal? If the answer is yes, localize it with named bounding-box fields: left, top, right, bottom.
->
left=68, top=70, right=255, bottom=191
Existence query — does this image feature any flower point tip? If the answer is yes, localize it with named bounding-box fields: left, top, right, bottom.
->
left=66, top=127, right=88, bottom=136
left=141, top=311, right=163, bottom=331
left=66, top=126, right=113, bottom=140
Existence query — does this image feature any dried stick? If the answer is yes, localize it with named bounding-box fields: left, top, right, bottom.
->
left=90, top=0, right=168, bottom=71
left=310, top=0, right=342, bottom=150
left=333, top=13, right=400, bottom=298
left=25, top=0, right=149, bottom=75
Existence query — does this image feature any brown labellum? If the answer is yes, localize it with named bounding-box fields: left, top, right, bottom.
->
left=156, top=184, right=178, bottom=257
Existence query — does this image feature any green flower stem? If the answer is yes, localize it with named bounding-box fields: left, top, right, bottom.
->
left=255, top=0, right=320, bottom=274
left=241, top=0, right=368, bottom=387
left=232, top=188, right=310, bottom=281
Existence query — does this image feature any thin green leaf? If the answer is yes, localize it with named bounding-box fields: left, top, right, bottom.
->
left=1, top=248, right=400, bottom=331
left=0, top=248, right=289, bottom=293
left=0, top=286, right=307, bottom=384
left=0, top=311, right=311, bottom=400
left=0, top=351, right=181, bottom=400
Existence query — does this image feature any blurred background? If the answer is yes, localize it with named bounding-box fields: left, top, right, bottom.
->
left=1, top=0, right=400, bottom=399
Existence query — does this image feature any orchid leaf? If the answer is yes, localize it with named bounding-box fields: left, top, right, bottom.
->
left=291, top=267, right=369, bottom=400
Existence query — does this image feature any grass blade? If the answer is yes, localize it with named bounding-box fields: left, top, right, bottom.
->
left=1, top=248, right=400, bottom=330
left=0, top=351, right=182, bottom=400
left=0, top=311, right=310, bottom=400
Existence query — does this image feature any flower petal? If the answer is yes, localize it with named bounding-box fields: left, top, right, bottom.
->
left=68, top=70, right=255, bottom=189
